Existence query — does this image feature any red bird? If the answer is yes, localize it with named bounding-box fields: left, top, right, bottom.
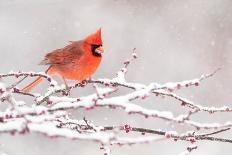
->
left=22, top=28, right=104, bottom=92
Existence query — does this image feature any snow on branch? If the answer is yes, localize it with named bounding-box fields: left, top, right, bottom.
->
left=0, top=50, right=232, bottom=154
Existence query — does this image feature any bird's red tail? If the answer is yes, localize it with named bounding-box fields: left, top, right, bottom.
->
left=21, top=66, right=52, bottom=93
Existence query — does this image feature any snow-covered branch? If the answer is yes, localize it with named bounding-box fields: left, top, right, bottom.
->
left=0, top=51, right=231, bottom=154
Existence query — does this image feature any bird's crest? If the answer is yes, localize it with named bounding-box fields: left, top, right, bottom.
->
left=84, top=28, right=102, bottom=45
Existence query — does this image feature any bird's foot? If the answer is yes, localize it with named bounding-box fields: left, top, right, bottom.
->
left=62, top=85, right=71, bottom=96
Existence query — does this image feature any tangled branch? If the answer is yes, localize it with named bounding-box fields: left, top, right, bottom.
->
left=0, top=50, right=231, bottom=154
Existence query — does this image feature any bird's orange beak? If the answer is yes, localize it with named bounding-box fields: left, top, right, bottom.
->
left=95, top=46, right=104, bottom=54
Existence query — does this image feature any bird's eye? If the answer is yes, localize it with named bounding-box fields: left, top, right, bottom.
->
left=91, top=44, right=101, bottom=49
left=91, top=44, right=102, bottom=57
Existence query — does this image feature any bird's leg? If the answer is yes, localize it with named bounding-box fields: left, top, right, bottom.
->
left=62, top=77, right=70, bottom=96
left=90, top=77, right=102, bottom=99
left=62, top=77, right=68, bottom=89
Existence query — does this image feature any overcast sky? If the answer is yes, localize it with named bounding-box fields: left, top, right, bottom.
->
left=0, top=0, right=232, bottom=154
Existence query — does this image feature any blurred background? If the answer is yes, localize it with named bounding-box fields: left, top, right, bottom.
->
left=0, top=0, right=232, bottom=154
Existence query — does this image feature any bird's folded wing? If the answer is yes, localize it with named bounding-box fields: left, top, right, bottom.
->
left=39, top=42, right=84, bottom=65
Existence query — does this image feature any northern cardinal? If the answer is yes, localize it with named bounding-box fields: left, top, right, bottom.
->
left=22, top=28, right=104, bottom=92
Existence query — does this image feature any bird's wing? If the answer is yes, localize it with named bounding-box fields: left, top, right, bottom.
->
left=39, top=41, right=84, bottom=65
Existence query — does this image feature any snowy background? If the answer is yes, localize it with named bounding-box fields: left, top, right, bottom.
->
left=0, top=0, right=232, bottom=154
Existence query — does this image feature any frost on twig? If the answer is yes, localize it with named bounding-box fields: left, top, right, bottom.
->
left=0, top=50, right=231, bottom=154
